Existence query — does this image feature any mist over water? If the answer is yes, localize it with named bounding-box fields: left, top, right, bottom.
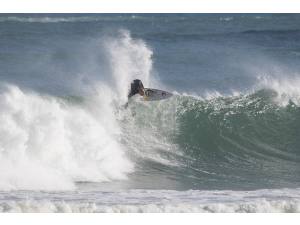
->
left=0, top=14, right=300, bottom=212
left=0, top=28, right=156, bottom=190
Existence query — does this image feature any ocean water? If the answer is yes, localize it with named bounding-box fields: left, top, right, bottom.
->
left=0, top=13, right=300, bottom=212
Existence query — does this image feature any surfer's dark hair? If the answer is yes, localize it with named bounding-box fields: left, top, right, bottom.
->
left=128, top=79, right=144, bottom=98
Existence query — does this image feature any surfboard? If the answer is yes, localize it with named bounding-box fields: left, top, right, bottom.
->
left=142, top=88, right=173, bottom=101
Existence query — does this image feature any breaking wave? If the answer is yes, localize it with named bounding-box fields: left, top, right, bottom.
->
left=0, top=29, right=153, bottom=191
left=0, top=28, right=300, bottom=192
left=124, top=84, right=300, bottom=189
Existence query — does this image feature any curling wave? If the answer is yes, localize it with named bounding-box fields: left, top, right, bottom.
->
left=123, top=87, right=300, bottom=190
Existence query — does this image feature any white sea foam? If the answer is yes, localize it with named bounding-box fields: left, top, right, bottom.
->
left=0, top=188, right=299, bottom=213
left=2, top=200, right=300, bottom=213
left=0, top=84, right=133, bottom=191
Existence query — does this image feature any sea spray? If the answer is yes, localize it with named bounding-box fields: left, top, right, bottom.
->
left=0, top=84, right=133, bottom=190
left=105, top=29, right=153, bottom=103
left=0, top=30, right=158, bottom=191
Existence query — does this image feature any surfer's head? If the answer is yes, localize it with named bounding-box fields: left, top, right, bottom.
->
left=128, top=79, right=144, bottom=98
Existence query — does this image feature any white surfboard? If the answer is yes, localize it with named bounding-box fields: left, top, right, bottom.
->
left=142, top=88, right=173, bottom=101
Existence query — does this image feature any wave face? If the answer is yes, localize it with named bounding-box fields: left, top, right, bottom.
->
left=122, top=88, right=300, bottom=190
left=175, top=90, right=300, bottom=189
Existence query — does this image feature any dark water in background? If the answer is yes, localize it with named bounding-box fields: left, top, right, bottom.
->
left=0, top=14, right=300, bottom=212
left=2, top=14, right=300, bottom=94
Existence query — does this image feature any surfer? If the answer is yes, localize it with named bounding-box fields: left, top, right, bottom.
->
left=124, top=79, right=172, bottom=108
left=124, top=79, right=145, bottom=108
left=128, top=79, right=145, bottom=98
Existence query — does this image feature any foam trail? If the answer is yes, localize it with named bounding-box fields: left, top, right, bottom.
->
left=0, top=16, right=146, bottom=23
left=0, top=16, right=106, bottom=23
left=0, top=188, right=299, bottom=212
left=2, top=200, right=300, bottom=213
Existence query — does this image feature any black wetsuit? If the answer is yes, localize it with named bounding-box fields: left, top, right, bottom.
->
left=128, top=79, right=144, bottom=98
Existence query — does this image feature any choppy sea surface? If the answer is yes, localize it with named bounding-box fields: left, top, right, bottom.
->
left=0, top=14, right=300, bottom=212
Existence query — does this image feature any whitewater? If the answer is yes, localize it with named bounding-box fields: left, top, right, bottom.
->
left=0, top=14, right=299, bottom=212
